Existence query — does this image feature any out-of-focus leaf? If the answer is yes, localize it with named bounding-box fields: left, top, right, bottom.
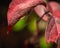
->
left=27, top=12, right=37, bottom=34
left=28, top=18, right=36, bottom=34
left=39, top=20, right=47, bottom=30
left=48, top=1, right=60, bottom=18
left=12, top=16, right=27, bottom=32
left=40, top=36, right=52, bottom=48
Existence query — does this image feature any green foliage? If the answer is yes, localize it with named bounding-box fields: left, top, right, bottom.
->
left=13, top=16, right=27, bottom=32
left=40, top=36, right=52, bottom=48
left=27, top=12, right=38, bottom=34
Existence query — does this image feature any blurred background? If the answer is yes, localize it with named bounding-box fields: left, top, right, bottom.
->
left=0, top=0, right=60, bottom=48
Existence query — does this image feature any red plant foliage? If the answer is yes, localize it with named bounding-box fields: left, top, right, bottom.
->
left=7, top=0, right=60, bottom=48
left=45, top=1, right=60, bottom=42
left=7, top=0, right=45, bottom=32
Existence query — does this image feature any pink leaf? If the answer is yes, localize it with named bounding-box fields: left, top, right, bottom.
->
left=54, top=17, right=60, bottom=38
left=45, top=17, right=58, bottom=43
left=45, top=1, right=60, bottom=44
left=48, top=1, right=60, bottom=17
left=34, top=5, right=48, bottom=21
left=7, top=0, right=44, bottom=26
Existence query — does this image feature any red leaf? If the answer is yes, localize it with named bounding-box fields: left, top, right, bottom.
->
left=45, top=17, right=58, bottom=43
left=48, top=1, right=60, bottom=17
left=45, top=2, right=60, bottom=44
left=7, top=0, right=44, bottom=32
left=7, top=0, right=44, bottom=26
left=54, top=17, right=60, bottom=38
